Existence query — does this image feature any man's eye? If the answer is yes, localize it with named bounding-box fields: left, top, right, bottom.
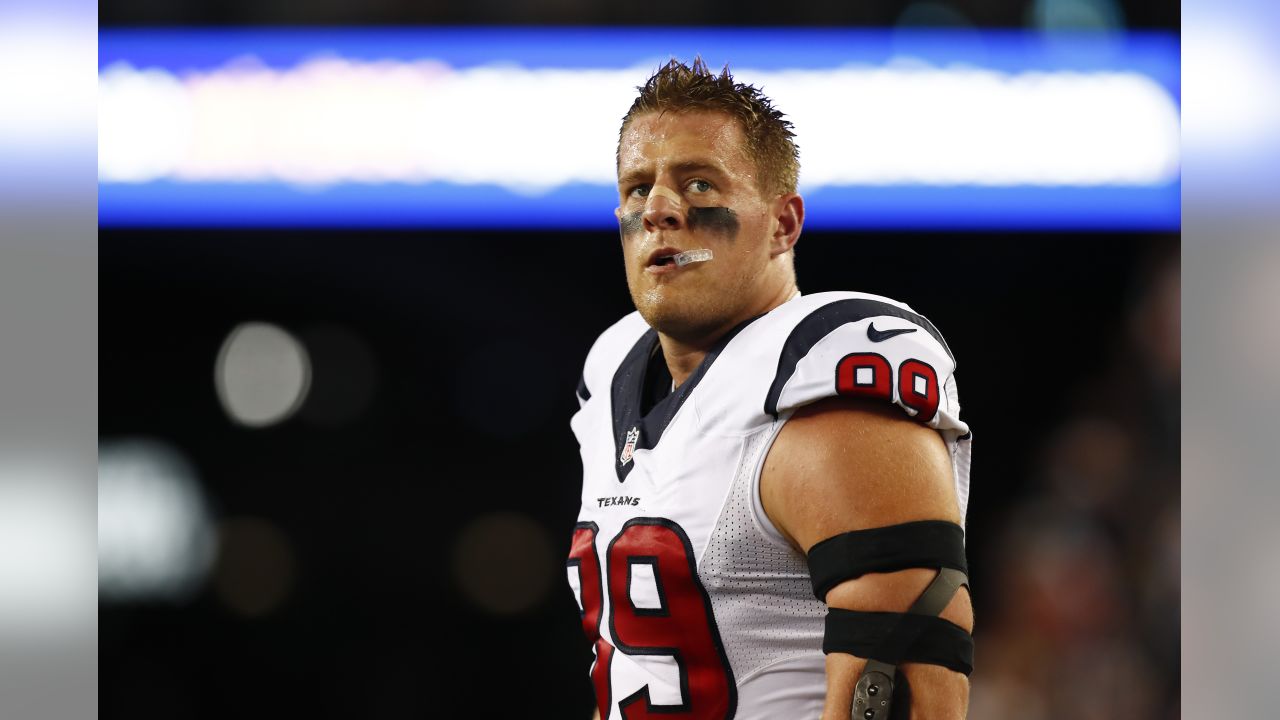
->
left=689, top=179, right=712, bottom=193
left=630, top=185, right=651, bottom=198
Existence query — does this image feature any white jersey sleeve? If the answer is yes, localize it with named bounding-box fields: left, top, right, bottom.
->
left=763, top=293, right=968, bottom=442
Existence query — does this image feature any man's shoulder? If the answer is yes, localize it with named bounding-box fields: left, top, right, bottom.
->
left=592, top=310, right=649, bottom=351
left=576, top=310, right=649, bottom=402
left=731, top=289, right=952, bottom=370
left=750, top=290, right=946, bottom=347
left=728, top=290, right=964, bottom=432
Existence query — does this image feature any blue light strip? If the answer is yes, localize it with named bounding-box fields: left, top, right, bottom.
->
left=98, top=28, right=1181, bottom=231
left=99, top=181, right=1180, bottom=230
left=99, top=28, right=1181, bottom=90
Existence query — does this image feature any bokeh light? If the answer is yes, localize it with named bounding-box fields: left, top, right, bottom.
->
left=452, top=512, right=556, bottom=615
left=214, top=321, right=311, bottom=427
left=1029, top=0, right=1125, bottom=32
left=98, top=438, right=216, bottom=602
left=212, top=516, right=297, bottom=618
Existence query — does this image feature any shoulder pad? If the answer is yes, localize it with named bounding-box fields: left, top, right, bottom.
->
left=764, top=293, right=965, bottom=434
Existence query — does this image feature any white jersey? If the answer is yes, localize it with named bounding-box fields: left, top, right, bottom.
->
left=567, top=291, right=971, bottom=720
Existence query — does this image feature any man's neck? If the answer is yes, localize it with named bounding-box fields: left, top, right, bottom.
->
left=660, top=282, right=799, bottom=387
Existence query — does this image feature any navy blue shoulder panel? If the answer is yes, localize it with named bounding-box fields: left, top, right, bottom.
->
left=764, top=298, right=954, bottom=418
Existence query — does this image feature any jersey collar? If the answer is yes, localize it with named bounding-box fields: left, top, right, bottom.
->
left=609, top=314, right=761, bottom=482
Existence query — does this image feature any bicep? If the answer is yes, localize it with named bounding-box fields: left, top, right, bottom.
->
left=763, top=397, right=972, bottom=624
left=762, top=397, right=971, bottom=619
left=762, top=396, right=960, bottom=549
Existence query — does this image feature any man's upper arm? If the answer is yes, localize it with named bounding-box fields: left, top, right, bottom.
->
left=761, top=396, right=973, bottom=718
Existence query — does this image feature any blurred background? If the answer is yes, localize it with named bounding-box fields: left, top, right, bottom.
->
left=99, top=2, right=1179, bottom=719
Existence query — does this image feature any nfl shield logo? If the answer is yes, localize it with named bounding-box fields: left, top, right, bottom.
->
left=619, top=426, right=640, bottom=465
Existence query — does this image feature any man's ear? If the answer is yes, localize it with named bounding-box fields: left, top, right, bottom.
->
left=615, top=206, right=623, bottom=222
left=770, top=193, right=804, bottom=257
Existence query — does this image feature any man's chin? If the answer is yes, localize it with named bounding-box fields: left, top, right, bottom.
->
left=634, top=297, right=724, bottom=343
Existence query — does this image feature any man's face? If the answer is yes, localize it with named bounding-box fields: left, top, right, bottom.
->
left=616, top=110, right=780, bottom=343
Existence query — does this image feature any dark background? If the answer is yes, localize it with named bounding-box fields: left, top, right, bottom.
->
left=101, top=3, right=1180, bottom=719
left=101, top=0, right=1177, bottom=30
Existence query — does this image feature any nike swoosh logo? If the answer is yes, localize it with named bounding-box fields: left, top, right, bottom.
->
left=867, top=322, right=918, bottom=342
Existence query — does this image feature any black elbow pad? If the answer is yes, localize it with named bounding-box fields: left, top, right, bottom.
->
left=807, top=520, right=974, bottom=719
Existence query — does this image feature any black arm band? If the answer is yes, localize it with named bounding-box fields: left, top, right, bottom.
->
left=823, top=609, right=974, bottom=676
left=806, top=520, right=967, bottom=600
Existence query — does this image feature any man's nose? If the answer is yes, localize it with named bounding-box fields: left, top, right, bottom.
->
left=642, top=187, right=685, bottom=232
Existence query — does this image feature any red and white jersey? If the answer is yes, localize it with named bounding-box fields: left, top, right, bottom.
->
left=567, top=291, right=971, bottom=720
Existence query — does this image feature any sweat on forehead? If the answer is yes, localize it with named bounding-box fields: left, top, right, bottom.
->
left=617, top=111, right=751, bottom=167
left=616, top=112, right=762, bottom=200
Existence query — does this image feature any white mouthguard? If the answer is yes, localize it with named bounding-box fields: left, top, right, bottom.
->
left=672, top=249, right=714, bottom=266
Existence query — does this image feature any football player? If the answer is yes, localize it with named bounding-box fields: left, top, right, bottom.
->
left=568, top=58, right=974, bottom=720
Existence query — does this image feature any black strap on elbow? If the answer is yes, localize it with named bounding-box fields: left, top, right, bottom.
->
left=824, top=606, right=974, bottom=675
left=806, top=520, right=967, bottom=600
